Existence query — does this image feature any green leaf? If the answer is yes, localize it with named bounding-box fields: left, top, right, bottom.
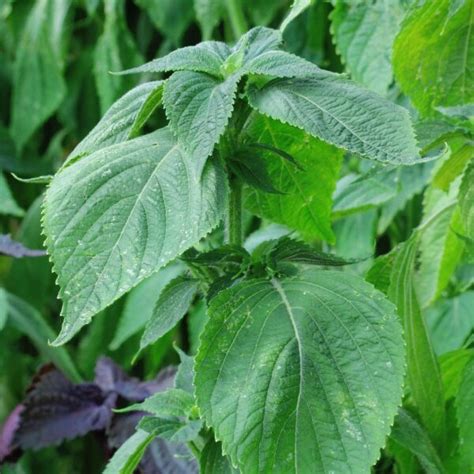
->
left=416, top=184, right=464, bottom=308
left=330, top=0, right=404, bottom=95
left=195, top=268, right=405, bottom=473
left=393, top=0, right=474, bottom=116
left=6, top=292, right=81, bottom=382
left=138, top=416, right=203, bottom=443
left=43, top=128, right=226, bottom=345
left=103, top=430, right=155, bottom=474
left=280, top=0, right=314, bottom=32
left=10, top=0, right=69, bottom=150
left=437, top=103, right=474, bottom=120
left=195, top=0, right=223, bottom=40
left=390, top=409, right=446, bottom=474
left=234, top=27, right=283, bottom=64
left=333, top=167, right=399, bottom=217
left=460, top=158, right=474, bottom=239
left=119, top=388, right=195, bottom=418
left=117, top=41, right=231, bottom=77
left=244, top=116, right=342, bottom=242
left=200, top=438, right=239, bottom=474
left=432, top=143, right=473, bottom=192
left=388, top=236, right=446, bottom=449
left=109, top=262, right=184, bottom=350
left=139, top=276, right=199, bottom=352
left=94, top=0, right=143, bottom=113
left=365, top=249, right=397, bottom=294
left=440, top=348, right=474, bottom=400
left=246, top=75, right=421, bottom=165
left=0, top=287, right=7, bottom=331
left=163, top=71, right=240, bottom=170
left=70, top=81, right=164, bottom=161
left=456, top=356, right=474, bottom=472
left=0, top=172, right=24, bottom=217
left=175, top=346, right=195, bottom=394
left=426, top=291, right=474, bottom=355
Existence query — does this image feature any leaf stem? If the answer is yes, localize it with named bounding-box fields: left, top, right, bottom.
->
left=225, top=0, right=248, bottom=40
left=226, top=177, right=243, bottom=246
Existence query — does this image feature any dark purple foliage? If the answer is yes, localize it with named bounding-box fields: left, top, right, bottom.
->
left=0, top=357, right=198, bottom=473
left=0, top=234, right=46, bottom=258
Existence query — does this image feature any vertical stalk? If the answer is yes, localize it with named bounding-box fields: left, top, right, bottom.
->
left=226, top=177, right=243, bottom=246
left=225, top=0, right=248, bottom=40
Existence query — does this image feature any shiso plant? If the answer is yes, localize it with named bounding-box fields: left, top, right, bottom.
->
left=0, top=0, right=473, bottom=473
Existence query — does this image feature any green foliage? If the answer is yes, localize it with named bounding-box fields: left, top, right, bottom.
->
left=1, top=1, right=474, bottom=473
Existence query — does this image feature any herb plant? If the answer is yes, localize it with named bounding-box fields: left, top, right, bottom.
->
left=0, top=0, right=473, bottom=473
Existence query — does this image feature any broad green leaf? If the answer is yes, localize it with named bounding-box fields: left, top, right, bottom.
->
left=10, top=0, right=69, bottom=150
left=6, top=292, right=80, bottom=381
left=426, top=291, right=474, bottom=355
left=43, top=128, right=226, bottom=345
left=246, top=75, right=421, bottom=165
left=393, top=0, right=474, bottom=116
left=330, top=0, right=404, bottom=95
left=440, top=348, right=474, bottom=400
left=139, top=276, right=198, bottom=352
left=195, top=0, right=223, bottom=40
left=333, top=167, right=399, bottom=217
left=456, top=356, right=474, bottom=472
left=163, top=71, right=240, bottom=170
left=196, top=269, right=405, bottom=473
left=103, top=430, right=155, bottom=474
left=200, top=438, right=239, bottom=474
left=70, top=81, right=164, bottom=161
left=388, top=237, right=446, bottom=449
left=94, top=0, right=143, bottom=113
left=135, top=0, right=194, bottom=45
left=175, top=346, right=195, bottom=393
left=234, top=27, right=283, bottom=64
left=119, top=388, right=195, bottom=418
left=109, top=263, right=183, bottom=350
left=0, top=287, right=7, bottom=331
left=280, top=0, right=313, bottom=32
left=460, top=158, right=474, bottom=238
left=118, top=41, right=231, bottom=77
left=0, top=172, right=24, bottom=217
left=244, top=116, right=342, bottom=242
left=390, top=409, right=446, bottom=474
left=138, top=416, right=203, bottom=443
left=365, top=249, right=397, bottom=294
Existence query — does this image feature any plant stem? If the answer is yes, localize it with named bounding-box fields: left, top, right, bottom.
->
left=225, top=0, right=248, bottom=40
left=226, top=177, right=243, bottom=246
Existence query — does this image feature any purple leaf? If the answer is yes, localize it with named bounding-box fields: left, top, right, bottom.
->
left=0, top=405, right=24, bottom=462
left=0, top=234, right=46, bottom=258
left=14, top=365, right=116, bottom=450
left=95, top=357, right=176, bottom=402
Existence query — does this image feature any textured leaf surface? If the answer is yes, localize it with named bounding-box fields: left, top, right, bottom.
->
left=70, top=81, right=164, bottom=160
left=330, top=0, right=403, bottom=94
left=393, top=0, right=474, bottom=115
left=140, top=276, right=199, bottom=352
left=163, top=71, right=240, bottom=170
left=43, top=129, right=226, bottom=345
left=456, top=356, right=474, bottom=472
left=200, top=438, right=239, bottom=474
left=247, top=76, right=420, bottom=164
left=138, top=416, right=203, bottom=443
left=196, top=269, right=405, bottom=473
left=0, top=173, right=24, bottom=217
left=118, top=41, right=231, bottom=76
left=244, top=116, right=342, bottom=242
